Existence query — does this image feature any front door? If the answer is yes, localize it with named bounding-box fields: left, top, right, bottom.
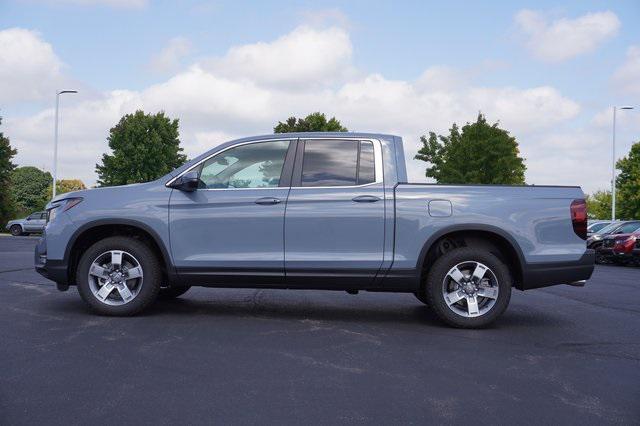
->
left=284, top=139, right=386, bottom=287
left=169, top=139, right=294, bottom=285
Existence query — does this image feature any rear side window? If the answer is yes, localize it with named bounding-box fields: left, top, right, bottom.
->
left=301, top=140, right=376, bottom=187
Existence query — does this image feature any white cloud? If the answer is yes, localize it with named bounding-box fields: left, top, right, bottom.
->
left=0, top=28, right=65, bottom=103
left=204, top=25, right=354, bottom=89
left=515, top=10, right=620, bottom=62
left=149, top=37, right=192, bottom=73
left=5, top=23, right=592, bottom=191
left=613, top=46, right=640, bottom=94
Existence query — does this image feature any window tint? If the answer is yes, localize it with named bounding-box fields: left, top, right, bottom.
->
left=617, top=222, right=640, bottom=234
left=301, top=140, right=358, bottom=186
left=358, top=141, right=375, bottom=185
left=199, top=140, right=290, bottom=189
left=28, top=213, right=40, bottom=220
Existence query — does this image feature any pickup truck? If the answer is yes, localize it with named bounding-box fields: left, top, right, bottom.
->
left=35, top=133, right=594, bottom=328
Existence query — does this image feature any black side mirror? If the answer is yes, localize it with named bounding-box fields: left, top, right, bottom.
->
left=169, top=171, right=201, bottom=192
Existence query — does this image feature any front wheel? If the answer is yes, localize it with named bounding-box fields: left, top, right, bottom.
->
left=76, top=236, right=161, bottom=316
left=424, top=247, right=512, bottom=328
left=10, top=225, right=23, bottom=236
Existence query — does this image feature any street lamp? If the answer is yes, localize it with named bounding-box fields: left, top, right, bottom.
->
left=53, top=90, right=77, bottom=199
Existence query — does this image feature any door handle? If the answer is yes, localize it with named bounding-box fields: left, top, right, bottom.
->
left=255, top=197, right=282, bottom=205
left=352, top=195, right=381, bottom=203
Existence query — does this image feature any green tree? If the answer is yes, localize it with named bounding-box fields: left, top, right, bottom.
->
left=415, top=113, right=526, bottom=184
left=96, top=110, right=187, bottom=186
left=12, top=166, right=52, bottom=215
left=586, top=190, right=611, bottom=220
left=0, top=117, right=18, bottom=224
left=46, top=179, right=86, bottom=199
left=274, top=112, right=348, bottom=133
left=616, top=141, right=640, bottom=219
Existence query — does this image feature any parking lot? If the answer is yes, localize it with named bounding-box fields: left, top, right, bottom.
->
left=1, top=235, right=639, bottom=424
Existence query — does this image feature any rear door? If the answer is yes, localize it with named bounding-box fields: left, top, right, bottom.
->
left=284, top=138, right=385, bottom=287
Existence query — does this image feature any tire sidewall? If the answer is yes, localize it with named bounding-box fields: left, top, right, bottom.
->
left=10, top=225, right=22, bottom=236
left=425, top=247, right=512, bottom=328
left=76, top=236, right=160, bottom=316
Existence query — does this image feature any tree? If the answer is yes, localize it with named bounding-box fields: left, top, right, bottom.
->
left=586, top=190, right=611, bottom=220
left=274, top=112, right=348, bottom=133
left=46, top=179, right=86, bottom=199
left=415, top=113, right=526, bottom=184
left=0, top=117, right=18, bottom=224
left=12, top=166, right=52, bottom=215
left=616, top=141, right=640, bottom=220
left=96, top=110, right=187, bottom=186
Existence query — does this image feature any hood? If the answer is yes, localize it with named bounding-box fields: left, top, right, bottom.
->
left=46, top=181, right=155, bottom=209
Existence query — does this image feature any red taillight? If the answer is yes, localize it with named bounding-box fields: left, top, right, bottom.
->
left=570, top=199, right=587, bottom=240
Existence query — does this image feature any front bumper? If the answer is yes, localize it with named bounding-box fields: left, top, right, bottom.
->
left=520, top=249, right=595, bottom=290
left=34, top=235, right=68, bottom=287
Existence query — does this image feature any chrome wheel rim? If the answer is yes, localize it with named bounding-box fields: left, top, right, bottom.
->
left=88, top=250, right=143, bottom=306
left=442, top=261, right=499, bottom=318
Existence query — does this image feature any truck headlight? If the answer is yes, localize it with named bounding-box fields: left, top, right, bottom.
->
left=47, top=197, right=83, bottom=223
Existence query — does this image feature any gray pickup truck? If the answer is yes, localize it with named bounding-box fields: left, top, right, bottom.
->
left=35, top=133, right=594, bottom=328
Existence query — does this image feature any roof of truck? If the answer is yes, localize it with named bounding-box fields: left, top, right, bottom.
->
left=227, top=132, right=400, bottom=142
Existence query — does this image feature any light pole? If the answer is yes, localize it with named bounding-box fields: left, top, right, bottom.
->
left=611, top=106, right=634, bottom=220
left=53, top=90, right=77, bottom=198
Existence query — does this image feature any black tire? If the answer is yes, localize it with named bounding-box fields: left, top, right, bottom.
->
left=76, top=236, right=161, bottom=316
left=158, top=285, right=191, bottom=300
left=10, top=225, right=23, bottom=236
left=424, top=247, right=512, bottom=328
left=414, top=291, right=429, bottom=306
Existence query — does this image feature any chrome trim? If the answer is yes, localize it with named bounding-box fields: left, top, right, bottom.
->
left=166, top=137, right=384, bottom=190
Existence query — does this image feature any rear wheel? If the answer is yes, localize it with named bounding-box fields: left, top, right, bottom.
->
left=10, top=225, right=23, bottom=236
left=425, top=247, right=512, bottom=328
left=76, top=236, right=161, bottom=316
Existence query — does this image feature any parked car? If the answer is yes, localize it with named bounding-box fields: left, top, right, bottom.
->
left=587, top=221, right=624, bottom=249
left=35, top=133, right=594, bottom=328
left=587, top=220, right=612, bottom=237
left=597, top=230, right=640, bottom=265
left=5, top=211, right=47, bottom=236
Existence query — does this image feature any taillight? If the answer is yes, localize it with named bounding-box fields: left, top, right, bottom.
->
left=570, top=199, right=587, bottom=240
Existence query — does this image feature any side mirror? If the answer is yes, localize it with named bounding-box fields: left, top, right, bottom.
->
left=169, top=171, right=201, bottom=192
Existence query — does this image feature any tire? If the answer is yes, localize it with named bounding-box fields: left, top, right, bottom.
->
left=424, top=247, right=512, bottom=328
left=414, top=291, right=429, bottom=306
left=76, top=236, right=161, bottom=316
left=9, top=225, right=23, bottom=236
left=158, top=285, right=191, bottom=300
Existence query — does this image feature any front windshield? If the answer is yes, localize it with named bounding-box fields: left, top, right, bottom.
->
left=597, top=222, right=621, bottom=235
left=615, top=222, right=640, bottom=234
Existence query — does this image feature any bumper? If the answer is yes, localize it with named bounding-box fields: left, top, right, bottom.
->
left=519, top=250, right=595, bottom=290
left=34, top=236, right=69, bottom=286
left=597, top=247, right=636, bottom=262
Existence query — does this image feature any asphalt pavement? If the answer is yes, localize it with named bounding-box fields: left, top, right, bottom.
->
left=0, top=235, right=639, bottom=425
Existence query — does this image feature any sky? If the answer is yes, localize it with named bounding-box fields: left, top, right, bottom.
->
left=0, top=0, right=639, bottom=192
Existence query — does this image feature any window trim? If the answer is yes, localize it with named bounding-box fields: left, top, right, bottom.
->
left=165, top=137, right=383, bottom=190
left=291, top=138, right=383, bottom=189
left=165, top=139, right=295, bottom=191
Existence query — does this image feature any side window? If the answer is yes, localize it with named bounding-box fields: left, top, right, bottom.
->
left=28, top=213, right=40, bottom=220
left=39, top=213, right=47, bottom=220
left=301, top=140, right=359, bottom=186
left=199, top=140, right=290, bottom=189
left=357, top=141, right=375, bottom=185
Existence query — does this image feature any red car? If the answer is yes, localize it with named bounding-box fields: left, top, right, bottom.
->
left=597, top=230, right=640, bottom=265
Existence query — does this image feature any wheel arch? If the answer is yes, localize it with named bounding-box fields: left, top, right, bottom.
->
left=417, top=224, right=526, bottom=290
left=65, top=219, right=175, bottom=286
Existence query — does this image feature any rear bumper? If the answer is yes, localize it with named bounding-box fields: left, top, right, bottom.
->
left=34, top=236, right=68, bottom=285
left=520, top=250, right=595, bottom=290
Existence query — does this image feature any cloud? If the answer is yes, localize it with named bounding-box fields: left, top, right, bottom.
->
left=4, top=24, right=588, bottom=191
left=149, top=37, right=193, bottom=73
left=0, top=28, right=65, bottom=103
left=515, top=10, right=620, bottom=62
left=613, top=46, right=640, bottom=95
left=204, top=25, right=354, bottom=89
